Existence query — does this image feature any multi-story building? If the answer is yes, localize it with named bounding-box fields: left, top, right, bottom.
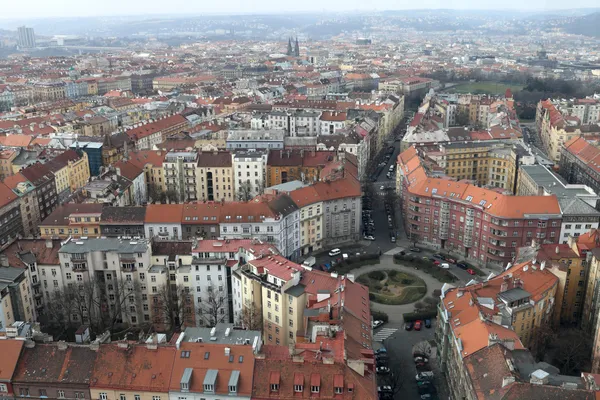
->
left=128, top=150, right=167, bottom=200
left=145, top=204, right=184, bottom=240
left=91, top=344, right=174, bottom=400
left=33, top=82, right=66, bottom=102
left=289, top=186, right=324, bottom=255
left=181, top=203, right=221, bottom=240
left=560, top=136, right=600, bottom=195
left=266, top=150, right=336, bottom=187
left=232, top=150, right=267, bottom=200
left=219, top=196, right=300, bottom=261
left=170, top=341, right=255, bottom=400
left=39, top=203, right=104, bottom=239
left=0, top=266, right=34, bottom=328
left=126, top=115, right=189, bottom=150
left=70, top=141, right=103, bottom=176
left=398, top=147, right=562, bottom=267
left=0, top=182, right=23, bottom=249
left=0, top=149, right=17, bottom=180
left=113, top=160, right=147, bottom=206
left=45, top=150, right=91, bottom=200
left=226, top=130, right=285, bottom=151
left=12, top=343, right=97, bottom=400
left=99, top=207, right=146, bottom=238
left=3, top=174, right=40, bottom=237
left=164, top=151, right=198, bottom=202
left=319, top=111, right=347, bottom=135
left=267, top=110, right=321, bottom=137
left=17, top=26, right=35, bottom=48
left=55, top=238, right=152, bottom=327
left=20, top=163, right=58, bottom=222
left=196, top=151, right=234, bottom=202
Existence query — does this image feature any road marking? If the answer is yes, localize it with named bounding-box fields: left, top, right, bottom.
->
left=373, top=328, right=398, bottom=342
left=384, top=248, right=405, bottom=256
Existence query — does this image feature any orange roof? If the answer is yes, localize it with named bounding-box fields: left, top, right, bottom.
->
left=0, top=134, right=33, bottom=147
left=169, top=342, right=255, bottom=397
left=91, top=344, right=175, bottom=392
left=126, top=115, right=187, bottom=140
left=289, top=185, right=321, bottom=208
left=0, top=181, right=18, bottom=208
left=0, top=340, right=24, bottom=381
left=128, top=150, right=167, bottom=169
left=145, top=204, right=184, bottom=224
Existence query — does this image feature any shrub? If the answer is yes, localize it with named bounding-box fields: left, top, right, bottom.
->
left=432, top=289, right=442, bottom=297
left=414, top=301, right=425, bottom=310
left=403, top=310, right=438, bottom=322
left=369, top=271, right=386, bottom=281
left=401, top=279, right=412, bottom=285
left=373, top=283, right=383, bottom=291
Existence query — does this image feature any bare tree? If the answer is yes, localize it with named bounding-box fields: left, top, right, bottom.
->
left=237, top=180, right=253, bottom=201
left=552, top=328, right=592, bottom=375
left=153, top=283, right=195, bottom=331
left=530, top=320, right=556, bottom=361
left=198, top=283, right=228, bottom=327
left=239, top=302, right=263, bottom=330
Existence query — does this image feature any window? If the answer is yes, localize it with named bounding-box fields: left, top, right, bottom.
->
left=203, top=384, right=214, bottom=393
left=134, top=396, right=140, bottom=400
left=100, top=394, right=107, bottom=400
left=270, top=384, right=279, bottom=392
left=39, top=389, right=47, bottom=397
left=294, top=385, right=303, bottom=392
left=335, top=386, right=343, bottom=394
left=311, top=385, right=320, bottom=393
left=0, top=384, right=7, bottom=393
left=120, top=395, right=126, bottom=400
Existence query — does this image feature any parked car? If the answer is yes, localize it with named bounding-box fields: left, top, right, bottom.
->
left=375, top=348, right=387, bottom=355
left=440, top=263, right=450, bottom=269
left=415, top=371, right=435, bottom=382
left=329, top=248, right=341, bottom=257
left=456, top=261, right=468, bottom=269
left=425, top=319, right=432, bottom=328
left=446, top=258, right=457, bottom=264
left=405, top=321, right=414, bottom=331
left=390, top=235, right=396, bottom=243
left=433, top=260, right=441, bottom=265
left=409, top=247, right=422, bottom=253
left=467, top=268, right=476, bottom=275
left=376, top=366, right=391, bottom=375
left=414, top=356, right=429, bottom=364
left=372, top=320, right=384, bottom=329
left=433, top=254, right=444, bottom=260
left=380, top=185, right=385, bottom=190
left=414, top=320, right=422, bottom=330
left=364, top=235, right=375, bottom=241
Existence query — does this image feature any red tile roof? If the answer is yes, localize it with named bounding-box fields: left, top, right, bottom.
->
left=0, top=181, right=19, bottom=208
left=126, top=115, right=188, bottom=140
left=0, top=340, right=24, bottom=381
left=145, top=204, right=184, bottom=224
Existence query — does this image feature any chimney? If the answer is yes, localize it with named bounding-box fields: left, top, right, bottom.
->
left=500, top=282, right=508, bottom=292
left=225, top=347, right=231, bottom=356
left=57, top=341, right=68, bottom=351
left=555, top=246, right=560, bottom=254
left=45, top=239, right=54, bottom=249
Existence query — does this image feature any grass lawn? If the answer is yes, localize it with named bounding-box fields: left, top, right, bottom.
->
left=448, top=81, right=524, bottom=95
left=357, top=270, right=427, bottom=305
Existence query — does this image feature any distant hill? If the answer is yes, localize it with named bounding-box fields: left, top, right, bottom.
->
left=563, top=12, right=600, bottom=37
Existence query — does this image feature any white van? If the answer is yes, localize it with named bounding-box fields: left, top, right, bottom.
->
left=329, top=248, right=341, bottom=257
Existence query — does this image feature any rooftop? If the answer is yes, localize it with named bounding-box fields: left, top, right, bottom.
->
left=59, top=237, right=149, bottom=254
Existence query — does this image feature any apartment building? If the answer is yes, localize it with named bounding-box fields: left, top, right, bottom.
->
left=164, top=151, right=198, bottom=202
left=398, top=147, right=562, bottom=267
left=33, top=82, right=66, bottom=102
left=128, top=150, right=167, bottom=199
left=126, top=115, right=189, bottom=150
left=266, top=150, right=336, bottom=187
left=114, top=160, right=147, bottom=206
left=44, top=150, right=91, bottom=199
left=145, top=204, right=184, bottom=240
left=232, top=150, right=267, bottom=200
left=196, top=151, right=234, bottom=202
left=20, top=162, right=58, bottom=222
left=267, top=110, right=321, bottom=137
left=181, top=203, right=221, bottom=240
left=170, top=341, right=255, bottom=400
left=290, top=186, right=324, bottom=255
left=219, top=196, right=300, bottom=261
left=226, top=130, right=284, bottom=151
left=12, top=343, right=97, bottom=400
left=54, top=238, right=152, bottom=327
left=560, top=136, right=600, bottom=195
left=39, top=203, right=104, bottom=239
left=99, top=206, right=146, bottom=238
left=0, top=149, right=17, bottom=180
left=91, top=344, right=175, bottom=400
left=0, top=182, right=23, bottom=249
left=3, top=174, right=40, bottom=237
left=0, top=340, right=24, bottom=399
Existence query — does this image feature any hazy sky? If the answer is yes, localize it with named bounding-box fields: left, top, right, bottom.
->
left=2, top=0, right=599, bottom=19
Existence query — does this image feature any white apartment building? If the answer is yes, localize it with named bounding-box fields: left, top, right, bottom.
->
left=267, top=110, right=321, bottom=137
left=164, top=151, right=199, bottom=202
left=53, top=237, right=152, bottom=327
left=144, top=204, right=184, bottom=240
left=232, top=150, right=267, bottom=200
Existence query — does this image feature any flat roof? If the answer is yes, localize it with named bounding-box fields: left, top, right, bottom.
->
left=59, top=238, right=149, bottom=254
left=521, top=165, right=595, bottom=197
left=183, top=323, right=260, bottom=345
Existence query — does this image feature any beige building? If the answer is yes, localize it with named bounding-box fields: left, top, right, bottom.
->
left=3, top=174, right=41, bottom=237
left=196, top=150, right=235, bottom=202
left=290, top=186, right=324, bottom=255
left=128, top=150, right=167, bottom=198
left=0, top=266, right=34, bottom=327
left=164, top=151, right=198, bottom=202
left=0, top=149, right=17, bottom=180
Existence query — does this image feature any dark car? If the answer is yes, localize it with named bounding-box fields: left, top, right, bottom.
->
left=425, top=319, right=432, bottom=329
left=456, top=262, right=468, bottom=269
left=433, top=254, right=445, bottom=260
left=405, top=321, right=414, bottom=331
left=409, top=247, right=422, bottom=253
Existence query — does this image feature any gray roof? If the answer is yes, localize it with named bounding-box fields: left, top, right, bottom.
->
left=266, top=180, right=307, bottom=192
left=498, top=287, right=531, bottom=303
left=181, top=367, right=193, bottom=386
left=228, top=370, right=240, bottom=389
left=521, top=165, right=596, bottom=198
left=203, top=369, right=218, bottom=387
left=183, top=323, right=260, bottom=345
left=268, top=194, right=299, bottom=216
left=285, top=283, right=306, bottom=297
left=59, top=238, right=149, bottom=254
left=0, top=266, right=25, bottom=283
left=558, top=197, right=600, bottom=216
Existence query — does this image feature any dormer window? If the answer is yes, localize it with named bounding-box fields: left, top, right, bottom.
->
left=228, top=385, right=237, bottom=393
left=270, top=384, right=279, bottom=392
left=294, top=385, right=303, bottom=392
left=311, top=386, right=320, bottom=393
left=203, top=384, right=214, bottom=393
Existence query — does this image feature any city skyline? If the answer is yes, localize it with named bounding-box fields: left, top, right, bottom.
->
left=1, top=0, right=600, bottom=19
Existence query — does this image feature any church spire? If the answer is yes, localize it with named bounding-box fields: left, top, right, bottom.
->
left=287, top=37, right=293, bottom=56
left=294, top=36, right=300, bottom=57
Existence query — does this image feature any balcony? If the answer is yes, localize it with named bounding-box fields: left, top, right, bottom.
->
left=72, top=262, right=87, bottom=271
left=121, top=262, right=136, bottom=271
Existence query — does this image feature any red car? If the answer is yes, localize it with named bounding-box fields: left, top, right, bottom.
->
left=466, top=269, right=476, bottom=275
left=433, top=260, right=441, bottom=266
left=446, top=258, right=457, bottom=264
left=414, top=320, right=422, bottom=331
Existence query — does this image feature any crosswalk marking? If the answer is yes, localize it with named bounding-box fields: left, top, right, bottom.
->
left=373, top=328, right=398, bottom=342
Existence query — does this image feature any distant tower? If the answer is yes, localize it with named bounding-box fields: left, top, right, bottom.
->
left=294, top=37, right=300, bottom=57
left=17, top=26, right=36, bottom=49
left=286, top=38, right=293, bottom=56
